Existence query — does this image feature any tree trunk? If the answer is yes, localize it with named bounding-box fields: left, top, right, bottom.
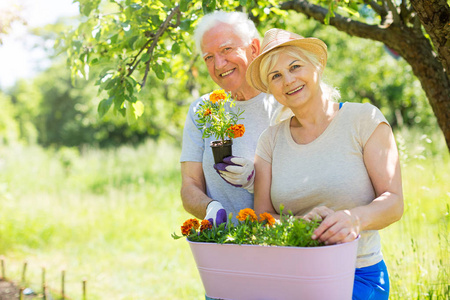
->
left=280, top=0, right=450, bottom=151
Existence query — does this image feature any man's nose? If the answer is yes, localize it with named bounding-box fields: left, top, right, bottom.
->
left=214, top=54, right=227, bottom=69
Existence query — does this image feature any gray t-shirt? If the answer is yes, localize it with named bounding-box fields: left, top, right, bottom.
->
left=180, top=92, right=280, bottom=220
left=256, top=102, right=389, bottom=268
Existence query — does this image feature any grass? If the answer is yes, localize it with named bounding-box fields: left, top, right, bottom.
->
left=0, top=129, right=449, bottom=299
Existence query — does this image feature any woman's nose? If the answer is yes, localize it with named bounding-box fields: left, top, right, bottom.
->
left=284, top=72, right=295, bottom=85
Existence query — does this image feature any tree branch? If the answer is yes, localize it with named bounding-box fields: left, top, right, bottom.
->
left=280, top=1, right=388, bottom=41
left=127, top=38, right=154, bottom=75
left=363, top=0, right=387, bottom=20
left=141, top=6, right=180, bottom=86
left=385, top=0, right=402, bottom=24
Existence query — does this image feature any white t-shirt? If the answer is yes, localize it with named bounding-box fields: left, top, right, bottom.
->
left=256, top=102, right=389, bottom=268
left=180, top=92, right=281, bottom=221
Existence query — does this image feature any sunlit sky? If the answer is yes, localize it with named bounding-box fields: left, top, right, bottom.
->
left=0, top=0, right=79, bottom=89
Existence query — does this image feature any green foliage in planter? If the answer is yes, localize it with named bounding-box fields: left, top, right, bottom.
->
left=173, top=207, right=324, bottom=247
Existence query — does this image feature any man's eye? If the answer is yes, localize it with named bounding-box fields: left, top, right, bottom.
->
left=204, top=55, right=213, bottom=61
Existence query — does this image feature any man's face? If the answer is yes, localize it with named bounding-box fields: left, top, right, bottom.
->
left=201, top=23, right=258, bottom=96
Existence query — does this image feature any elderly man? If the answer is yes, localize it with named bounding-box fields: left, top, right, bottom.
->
left=180, top=11, right=280, bottom=226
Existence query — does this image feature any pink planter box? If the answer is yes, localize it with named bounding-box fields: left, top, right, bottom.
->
left=188, top=238, right=359, bottom=300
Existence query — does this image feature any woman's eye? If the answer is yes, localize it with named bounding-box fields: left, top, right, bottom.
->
left=291, top=64, right=300, bottom=71
left=271, top=73, right=281, bottom=80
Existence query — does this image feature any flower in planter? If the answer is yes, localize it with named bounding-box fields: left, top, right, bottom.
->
left=195, top=90, right=245, bottom=144
left=172, top=207, right=324, bottom=248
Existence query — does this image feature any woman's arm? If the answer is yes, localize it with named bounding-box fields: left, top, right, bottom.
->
left=312, top=123, right=404, bottom=244
left=254, top=155, right=279, bottom=218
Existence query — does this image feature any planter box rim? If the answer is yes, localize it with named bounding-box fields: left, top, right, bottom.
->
left=187, top=237, right=359, bottom=250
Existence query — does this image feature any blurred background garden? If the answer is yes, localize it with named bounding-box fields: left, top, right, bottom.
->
left=0, top=0, right=449, bottom=299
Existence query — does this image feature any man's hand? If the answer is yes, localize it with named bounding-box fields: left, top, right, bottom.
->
left=205, top=200, right=227, bottom=226
left=214, top=156, right=255, bottom=193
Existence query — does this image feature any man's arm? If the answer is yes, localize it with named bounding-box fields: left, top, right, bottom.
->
left=180, top=161, right=212, bottom=219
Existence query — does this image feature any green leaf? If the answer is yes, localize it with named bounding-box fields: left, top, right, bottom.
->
left=159, top=0, right=171, bottom=8
left=141, top=53, right=151, bottom=63
left=128, top=35, right=140, bottom=49
left=171, top=42, right=180, bottom=55
left=153, top=63, right=165, bottom=80
left=98, top=97, right=113, bottom=118
left=110, top=33, right=119, bottom=44
left=80, top=2, right=95, bottom=16
left=104, top=77, right=117, bottom=90
left=180, top=0, right=190, bottom=12
left=179, top=19, right=191, bottom=31
left=150, top=15, right=162, bottom=27
left=202, top=0, right=216, bottom=14
left=162, top=61, right=171, bottom=73
left=126, top=100, right=145, bottom=124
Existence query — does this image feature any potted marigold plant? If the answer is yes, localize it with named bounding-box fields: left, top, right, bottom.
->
left=172, top=207, right=359, bottom=300
left=195, top=89, right=245, bottom=164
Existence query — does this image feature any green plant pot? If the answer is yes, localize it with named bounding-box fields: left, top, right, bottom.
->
left=210, top=140, right=233, bottom=164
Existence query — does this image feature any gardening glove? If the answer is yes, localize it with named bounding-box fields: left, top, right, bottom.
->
left=205, top=200, right=227, bottom=227
left=214, top=156, right=255, bottom=193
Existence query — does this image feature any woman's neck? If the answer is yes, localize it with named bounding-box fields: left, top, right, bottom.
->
left=291, top=95, right=337, bottom=129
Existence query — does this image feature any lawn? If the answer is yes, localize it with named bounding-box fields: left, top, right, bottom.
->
left=0, top=130, right=448, bottom=299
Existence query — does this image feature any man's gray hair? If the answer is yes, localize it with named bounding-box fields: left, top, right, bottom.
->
left=194, top=11, right=260, bottom=53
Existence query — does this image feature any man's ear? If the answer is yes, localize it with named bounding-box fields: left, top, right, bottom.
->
left=250, top=38, right=261, bottom=58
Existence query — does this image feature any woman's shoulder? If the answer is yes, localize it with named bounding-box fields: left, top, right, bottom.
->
left=342, top=102, right=385, bottom=120
left=343, top=101, right=378, bottom=111
left=260, top=118, right=288, bottom=140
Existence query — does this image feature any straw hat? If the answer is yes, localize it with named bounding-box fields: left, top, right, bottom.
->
left=246, top=28, right=328, bottom=92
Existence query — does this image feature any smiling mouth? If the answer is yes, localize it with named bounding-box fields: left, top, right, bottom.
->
left=220, top=69, right=235, bottom=77
left=286, top=85, right=304, bottom=95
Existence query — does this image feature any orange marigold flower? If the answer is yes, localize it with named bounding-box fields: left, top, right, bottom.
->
left=181, top=218, right=200, bottom=235
left=236, top=208, right=258, bottom=222
left=227, top=124, right=245, bottom=138
left=181, top=224, right=192, bottom=236
left=188, top=218, right=200, bottom=230
left=200, top=219, right=213, bottom=232
left=209, top=89, right=227, bottom=104
left=259, top=212, right=276, bottom=227
left=203, top=108, right=212, bottom=117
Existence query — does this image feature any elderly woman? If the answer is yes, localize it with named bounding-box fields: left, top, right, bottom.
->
left=246, top=28, right=404, bottom=300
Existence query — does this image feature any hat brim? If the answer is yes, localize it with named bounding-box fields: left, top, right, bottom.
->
left=246, top=38, right=327, bottom=92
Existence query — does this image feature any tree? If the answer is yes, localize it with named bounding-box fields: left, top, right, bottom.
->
left=65, top=0, right=450, bottom=150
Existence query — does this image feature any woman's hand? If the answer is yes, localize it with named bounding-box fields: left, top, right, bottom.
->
left=302, top=206, right=334, bottom=222
left=311, top=209, right=360, bottom=245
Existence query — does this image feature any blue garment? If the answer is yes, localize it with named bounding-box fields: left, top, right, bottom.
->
left=353, top=260, right=390, bottom=300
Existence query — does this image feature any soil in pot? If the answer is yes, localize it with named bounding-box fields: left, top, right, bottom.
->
left=210, top=140, right=233, bottom=164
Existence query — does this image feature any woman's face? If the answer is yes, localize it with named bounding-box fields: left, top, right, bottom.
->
left=266, top=52, right=321, bottom=110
